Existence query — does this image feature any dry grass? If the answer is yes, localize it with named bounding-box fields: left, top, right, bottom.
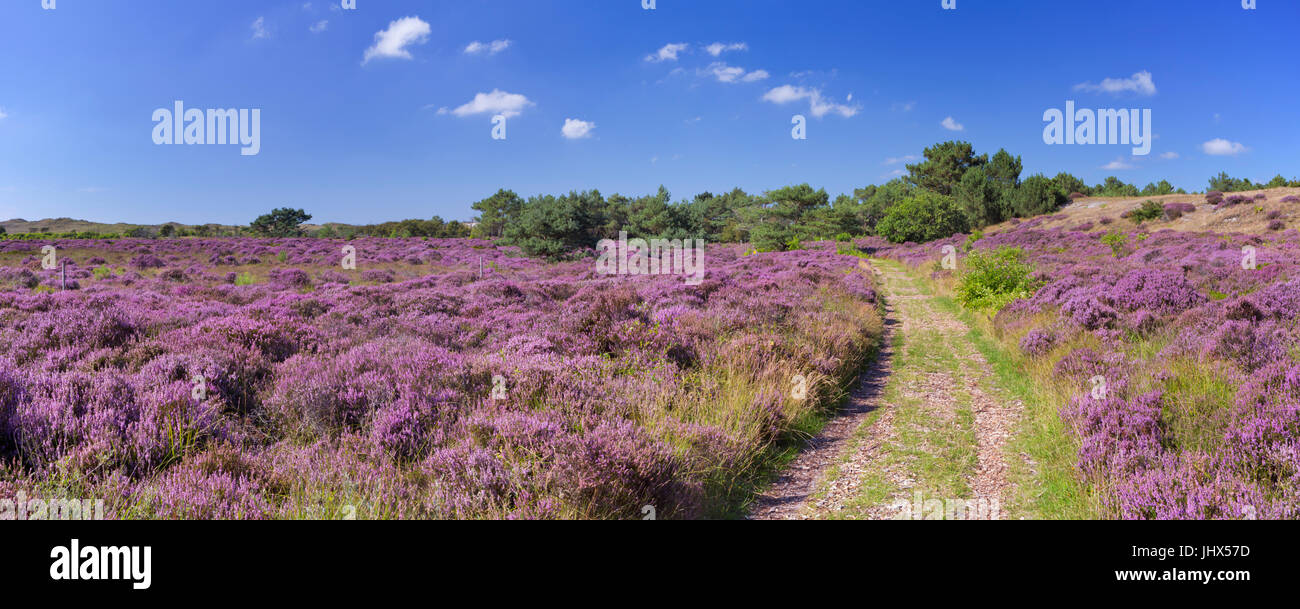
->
left=985, top=187, right=1300, bottom=236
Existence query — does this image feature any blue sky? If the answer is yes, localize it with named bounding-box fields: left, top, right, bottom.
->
left=1, top=0, right=1297, bottom=225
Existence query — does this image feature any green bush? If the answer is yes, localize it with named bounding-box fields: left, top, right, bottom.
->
left=92, top=267, right=112, bottom=281
left=1126, top=200, right=1164, bottom=222
left=876, top=191, right=969, bottom=244
left=234, top=272, right=256, bottom=286
left=1010, top=174, right=1066, bottom=218
left=954, top=247, right=1037, bottom=312
left=1101, top=230, right=1128, bottom=258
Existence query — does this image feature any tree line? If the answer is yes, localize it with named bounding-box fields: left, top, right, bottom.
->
left=469, top=140, right=1298, bottom=255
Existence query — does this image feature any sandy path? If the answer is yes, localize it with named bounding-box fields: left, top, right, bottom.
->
left=748, top=261, right=1020, bottom=520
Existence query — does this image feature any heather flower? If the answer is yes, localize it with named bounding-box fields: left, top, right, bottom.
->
left=1019, top=328, right=1056, bottom=357
left=1061, top=295, right=1117, bottom=330
left=1109, top=268, right=1206, bottom=315
left=129, top=254, right=166, bottom=269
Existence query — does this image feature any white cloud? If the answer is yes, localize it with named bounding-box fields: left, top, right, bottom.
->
left=892, top=101, right=916, bottom=112
left=0, top=108, right=7, bottom=120
left=940, top=116, right=964, bottom=131
left=1159, top=151, right=1179, bottom=159
left=701, top=62, right=768, bottom=84
left=762, top=85, right=808, bottom=104
left=761, top=85, right=859, bottom=118
left=451, top=89, right=534, bottom=118
left=645, top=43, right=688, bottom=63
left=309, top=20, right=328, bottom=33
left=1202, top=138, right=1248, bottom=156
left=1101, top=158, right=1136, bottom=170
left=884, top=155, right=919, bottom=165
left=362, top=16, right=431, bottom=65
left=561, top=118, right=596, bottom=139
left=465, top=39, right=513, bottom=56
left=251, top=17, right=270, bottom=40
left=1073, top=71, right=1157, bottom=96
left=704, top=42, right=747, bottom=57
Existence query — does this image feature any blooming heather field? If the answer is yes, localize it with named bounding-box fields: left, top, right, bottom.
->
left=868, top=217, right=1300, bottom=519
left=0, top=238, right=882, bottom=519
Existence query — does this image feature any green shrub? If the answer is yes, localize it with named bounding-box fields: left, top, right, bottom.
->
left=1010, top=174, right=1066, bottom=217
left=93, top=267, right=112, bottom=281
left=1101, top=230, right=1128, bottom=258
left=954, top=247, right=1036, bottom=312
left=834, top=232, right=853, bottom=242
left=876, top=191, right=969, bottom=244
left=234, top=272, right=256, bottom=286
left=1127, top=200, right=1164, bottom=222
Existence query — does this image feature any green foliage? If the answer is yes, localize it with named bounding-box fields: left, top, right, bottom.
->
left=963, top=229, right=984, bottom=252
left=1010, top=174, right=1065, bottom=217
left=470, top=189, right=524, bottom=239
left=687, top=189, right=750, bottom=243
left=834, top=232, right=853, bottom=242
left=234, top=272, right=256, bottom=286
left=953, top=166, right=1001, bottom=228
left=1208, top=171, right=1257, bottom=193
left=1050, top=172, right=1089, bottom=199
left=250, top=208, right=312, bottom=238
left=748, top=222, right=794, bottom=252
left=93, top=267, right=112, bottom=280
left=159, top=224, right=176, bottom=238
left=1092, top=176, right=1140, bottom=197
left=985, top=149, right=1023, bottom=188
left=350, top=216, right=470, bottom=239
left=905, top=141, right=988, bottom=196
left=859, top=179, right=914, bottom=234
left=954, top=247, right=1036, bottom=312
left=501, top=190, right=604, bottom=259
left=1101, top=230, right=1128, bottom=258
left=876, top=191, right=969, bottom=244
left=1128, top=200, right=1164, bottom=222
left=1140, top=180, right=1176, bottom=196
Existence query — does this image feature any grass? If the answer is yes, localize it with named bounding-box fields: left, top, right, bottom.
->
left=863, top=258, right=1098, bottom=519
left=817, top=260, right=982, bottom=519
left=720, top=265, right=888, bottom=519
